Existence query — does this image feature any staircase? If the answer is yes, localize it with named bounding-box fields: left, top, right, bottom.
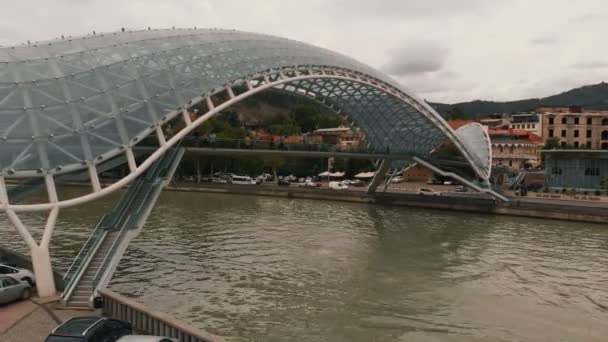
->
left=61, top=146, right=184, bottom=308
left=509, top=170, right=528, bottom=189
left=67, top=228, right=121, bottom=306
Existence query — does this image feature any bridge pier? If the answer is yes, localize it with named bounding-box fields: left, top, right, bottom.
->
left=1, top=176, right=59, bottom=298
left=366, top=160, right=390, bottom=194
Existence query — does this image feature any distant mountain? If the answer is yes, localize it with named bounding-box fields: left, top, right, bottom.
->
left=429, top=82, right=608, bottom=118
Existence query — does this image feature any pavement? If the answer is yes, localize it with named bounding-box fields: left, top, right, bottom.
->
left=0, top=297, right=97, bottom=342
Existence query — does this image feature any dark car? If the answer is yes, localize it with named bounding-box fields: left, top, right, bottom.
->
left=45, top=317, right=132, bottom=342
left=278, top=179, right=290, bottom=186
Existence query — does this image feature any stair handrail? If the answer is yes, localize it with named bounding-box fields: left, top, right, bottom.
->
left=63, top=214, right=108, bottom=281
left=61, top=229, right=109, bottom=302
left=100, top=179, right=144, bottom=230
left=91, top=215, right=132, bottom=291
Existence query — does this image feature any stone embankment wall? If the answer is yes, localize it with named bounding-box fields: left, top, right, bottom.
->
left=167, top=184, right=608, bottom=224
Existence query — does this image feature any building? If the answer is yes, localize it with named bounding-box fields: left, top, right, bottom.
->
left=541, top=110, right=608, bottom=149
left=479, top=116, right=509, bottom=129
left=543, top=150, right=608, bottom=191
left=509, top=113, right=542, bottom=137
left=401, top=164, right=433, bottom=181
left=489, top=129, right=542, bottom=169
left=307, top=126, right=365, bottom=148
left=536, top=106, right=583, bottom=114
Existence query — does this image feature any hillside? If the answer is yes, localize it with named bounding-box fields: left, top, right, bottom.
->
left=429, top=82, right=608, bottom=118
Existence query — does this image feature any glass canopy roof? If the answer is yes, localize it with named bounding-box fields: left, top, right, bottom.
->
left=0, top=28, right=490, bottom=179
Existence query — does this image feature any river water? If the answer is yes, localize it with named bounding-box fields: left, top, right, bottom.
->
left=1, top=188, right=607, bottom=341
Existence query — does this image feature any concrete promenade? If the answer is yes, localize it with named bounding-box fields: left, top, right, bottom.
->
left=0, top=297, right=92, bottom=342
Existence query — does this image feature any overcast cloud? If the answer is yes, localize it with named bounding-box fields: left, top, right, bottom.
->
left=0, top=0, right=606, bottom=103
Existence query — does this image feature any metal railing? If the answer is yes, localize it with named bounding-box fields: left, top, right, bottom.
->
left=61, top=228, right=109, bottom=302
left=63, top=215, right=107, bottom=283
left=177, top=136, right=390, bottom=155
left=91, top=216, right=132, bottom=294
left=98, top=288, right=221, bottom=342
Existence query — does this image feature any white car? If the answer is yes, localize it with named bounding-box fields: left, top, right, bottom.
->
left=117, top=336, right=177, bottom=342
left=329, top=181, right=348, bottom=190
left=417, top=188, right=441, bottom=196
left=0, top=264, right=35, bottom=285
left=390, top=176, right=404, bottom=183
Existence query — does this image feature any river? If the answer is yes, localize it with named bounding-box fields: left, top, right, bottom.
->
left=1, top=188, right=607, bottom=341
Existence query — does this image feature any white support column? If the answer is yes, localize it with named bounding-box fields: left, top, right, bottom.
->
left=155, top=126, right=167, bottom=147
left=205, top=96, right=215, bottom=111
left=88, top=161, right=102, bottom=193
left=126, top=147, right=137, bottom=173
left=5, top=208, right=58, bottom=297
left=226, top=86, right=235, bottom=99
left=367, top=159, right=390, bottom=194
left=181, top=108, right=192, bottom=125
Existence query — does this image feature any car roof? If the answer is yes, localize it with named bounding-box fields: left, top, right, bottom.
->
left=117, top=336, right=176, bottom=342
left=52, top=317, right=105, bottom=336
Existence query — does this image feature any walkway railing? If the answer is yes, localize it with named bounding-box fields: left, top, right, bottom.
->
left=98, top=288, right=221, bottom=342
left=142, top=136, right=393, bottom=156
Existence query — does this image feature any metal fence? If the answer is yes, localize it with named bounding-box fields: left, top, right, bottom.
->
left=98, top=288, right=222, bottom=342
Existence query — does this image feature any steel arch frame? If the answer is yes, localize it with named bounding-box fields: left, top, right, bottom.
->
left=0, top=65, right=486, bottom=212
left=0, top=65, right=498, bottom=298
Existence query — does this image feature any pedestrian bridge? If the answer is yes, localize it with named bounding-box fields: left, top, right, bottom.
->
left=0, top=27, right=498, bottom=300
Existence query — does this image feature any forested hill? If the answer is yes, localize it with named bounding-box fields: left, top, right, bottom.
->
left=429, top=82, right=608, bottom=118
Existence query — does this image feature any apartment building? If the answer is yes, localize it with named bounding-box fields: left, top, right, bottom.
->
left=541, top=111, right=608, bottom=149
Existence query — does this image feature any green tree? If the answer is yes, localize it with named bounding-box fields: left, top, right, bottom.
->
left=543, top=137, right=560, bottom=150
left=601, top=176, right=608, bottom=190
left=446, top=106, right=466, bottom=120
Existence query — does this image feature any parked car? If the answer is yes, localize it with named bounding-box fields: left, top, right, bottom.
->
left=116, top=336, right=177, bottom=342
left=390, top=176, right=404, bottom=183
left=329, top=181, right=348, bottom=190
left=0, top=276, right=32, bottom=305
left=278, top=179, right=290, bottom=186
left=417, top=187, right=441, bottom=196
left=0, top=264, right=35, bottom=285
left=348, top=179, right=365, bottom=187
left=443, top=180, right=453, bottom=185
left=454, top=185, right=468, bottom=192
left=301, top=180, right=321, bottom=188
left=427, top=178, right=443, bottom=185
left=45, top=317, right=132, bottom=342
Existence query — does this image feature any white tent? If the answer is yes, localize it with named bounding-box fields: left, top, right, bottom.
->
left=354, top=172, right=375, bottom=179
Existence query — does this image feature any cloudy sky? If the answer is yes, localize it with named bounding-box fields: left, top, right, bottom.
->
left=1, top=0, right=606, bottom=103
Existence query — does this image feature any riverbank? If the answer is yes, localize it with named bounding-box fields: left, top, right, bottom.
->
left=167, top=183, right=608, bottom=224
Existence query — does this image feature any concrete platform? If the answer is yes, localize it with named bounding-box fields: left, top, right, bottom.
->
left=0, top=298, right=96, bottom=342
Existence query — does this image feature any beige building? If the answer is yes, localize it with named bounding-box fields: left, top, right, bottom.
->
left=541, top=112, right=608, bottom=149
